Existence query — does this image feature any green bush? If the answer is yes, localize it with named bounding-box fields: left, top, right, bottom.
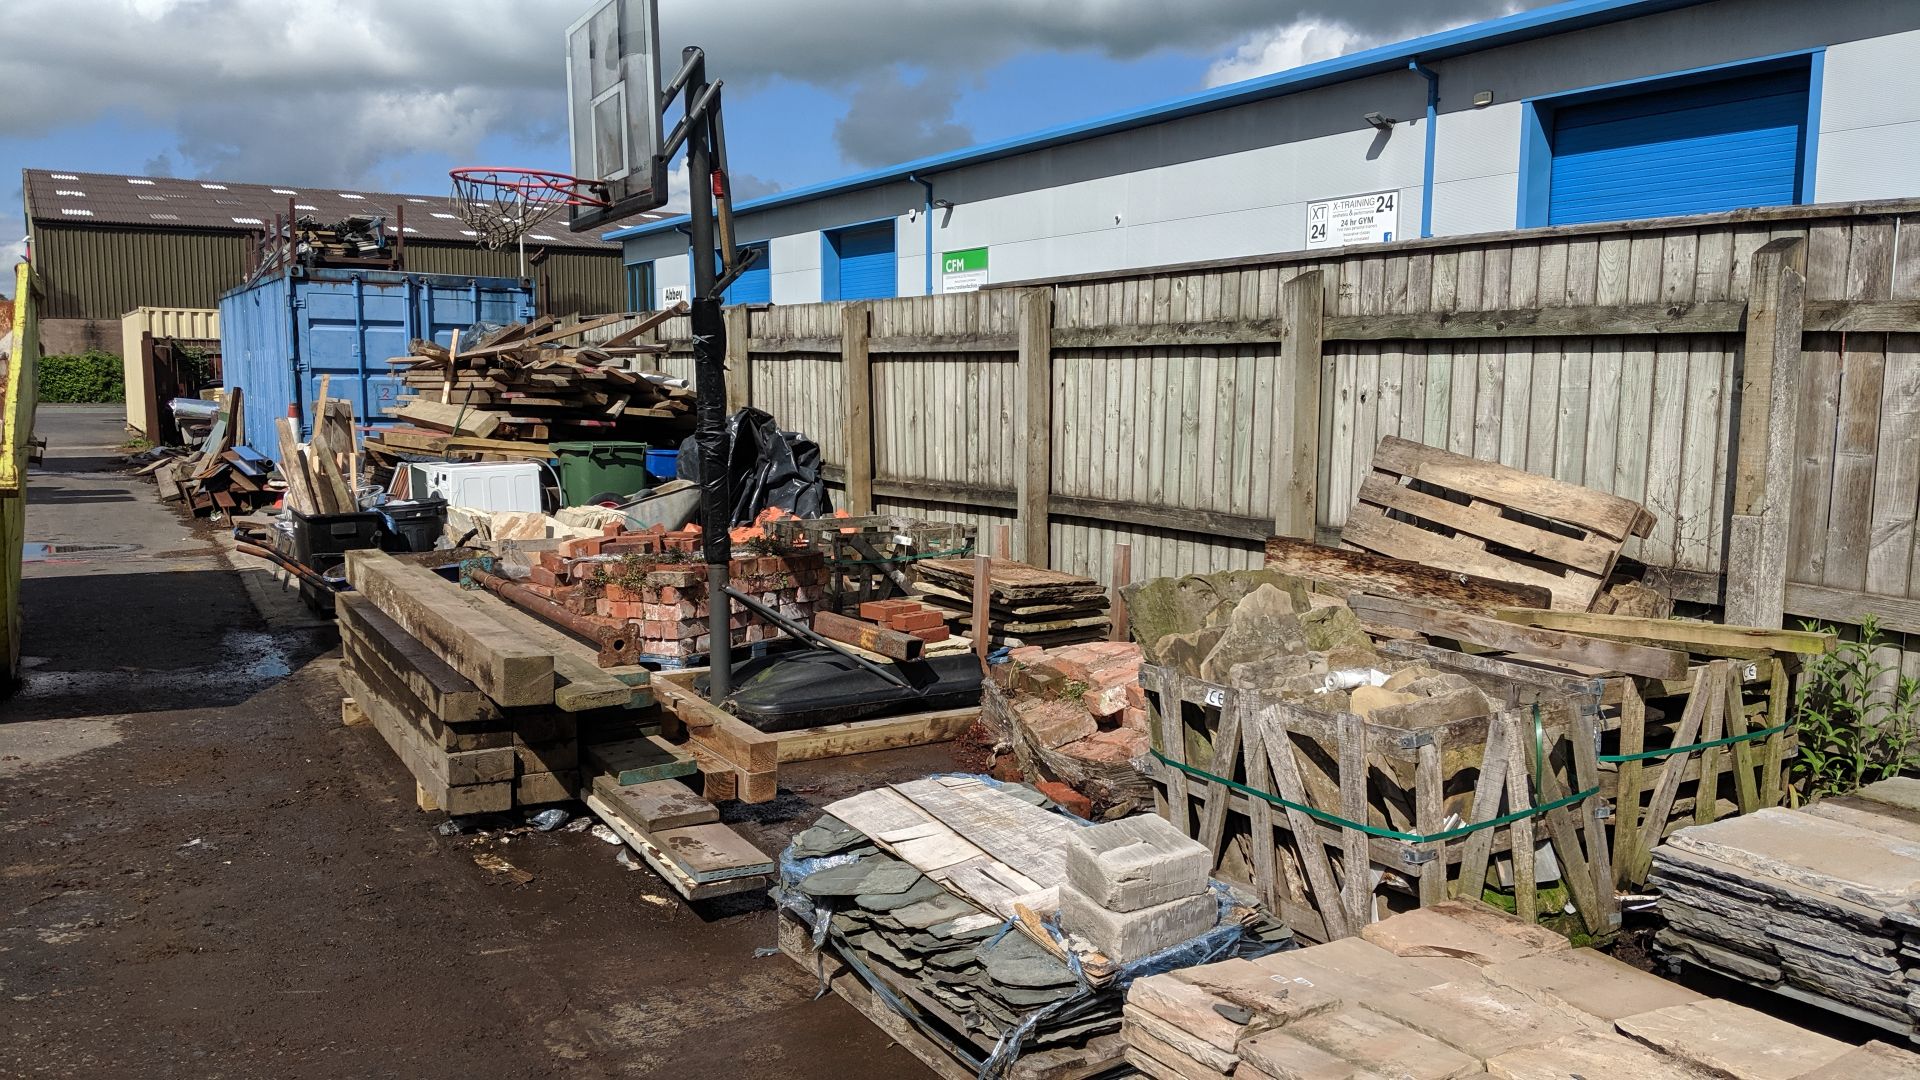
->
left=1792, top=616, right=1920, bottom=802
left=37, top=349, right=125, bottom=403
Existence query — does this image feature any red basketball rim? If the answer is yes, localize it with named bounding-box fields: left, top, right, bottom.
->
left=449, top=167, right=611, bottom=208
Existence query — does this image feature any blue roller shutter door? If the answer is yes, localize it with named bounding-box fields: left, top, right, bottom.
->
left=1548, top=67, right=1809, bottom=226
left=833, top=224, right=897, bottom=301
left=722, top=243, right=771, bottom=305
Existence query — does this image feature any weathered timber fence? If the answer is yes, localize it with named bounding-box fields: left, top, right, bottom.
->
left=612, top=197, right=1920, bottom=680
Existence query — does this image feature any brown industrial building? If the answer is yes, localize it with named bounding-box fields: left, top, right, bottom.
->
left=21, top=168, right=666, bottom=356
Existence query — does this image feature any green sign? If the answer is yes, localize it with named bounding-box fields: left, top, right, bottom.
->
left=941, top=246, right=988, bottom=292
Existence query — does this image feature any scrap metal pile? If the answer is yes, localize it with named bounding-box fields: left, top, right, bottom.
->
left=367, top=306, right=694, bottom=460
left=246, top=214, right=394, bottom=281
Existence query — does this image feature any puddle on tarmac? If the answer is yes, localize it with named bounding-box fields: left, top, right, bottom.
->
left=22, top=542, right=143, bottom=564
left=15, top=628, right=296, bottom=700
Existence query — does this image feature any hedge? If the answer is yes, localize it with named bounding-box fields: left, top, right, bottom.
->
left=38, top=349, right=125, bottom=404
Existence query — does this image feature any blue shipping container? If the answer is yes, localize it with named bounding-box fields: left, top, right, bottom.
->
left=220, top=267, right=535, bottom=464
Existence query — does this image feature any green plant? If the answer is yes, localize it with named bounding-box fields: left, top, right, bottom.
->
left=37, top=349, right=125, bottom=403
left=1791, top=616, right=1920, bottom=802
left=1057, top=679, right=1089, bottom=703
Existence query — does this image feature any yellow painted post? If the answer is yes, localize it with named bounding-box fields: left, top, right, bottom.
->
left=1, top=263, right=43, bottom=680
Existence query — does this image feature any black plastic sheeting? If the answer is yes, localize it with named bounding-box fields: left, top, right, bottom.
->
left=697, top=647, right=983, bottom=732
left=677, top=405, right=829, bottom=527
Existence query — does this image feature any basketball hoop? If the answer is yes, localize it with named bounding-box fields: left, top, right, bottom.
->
left=448, top=167, right=610, bottom=250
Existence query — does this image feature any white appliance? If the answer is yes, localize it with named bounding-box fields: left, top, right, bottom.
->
left=421, top=461, right=544, bottom=513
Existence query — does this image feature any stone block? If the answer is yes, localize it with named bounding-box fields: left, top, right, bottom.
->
left=1066, top=814, right=1211, bottom=912
left=1480, top=948, right=1704, bottom=1022
left=1486, top=1030, right=1707, bottom=1080
left=1613, top=998, right=1852, bottom=1080
left=1282, top=1007, right=1481, bottom=1080
left=1059, top=884, right=1217, bottom=964
left=1362, top=901, right=1569, bottom=965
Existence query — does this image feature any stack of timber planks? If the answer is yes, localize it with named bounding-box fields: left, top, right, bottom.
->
left=585, top=769, right=775, bottom=902
left=912, top=558, right=1110, bottom=648
left=1124, top=898, right=1911, bottom=1080
left=339, top=549, right=654, bottom=812
left=368, top=305, right=693, bottom=460
left=277, top=391, right=361, bottom=515
left=1653, top=781, right=1920, bottom=1042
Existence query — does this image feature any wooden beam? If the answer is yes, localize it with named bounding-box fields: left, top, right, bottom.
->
left=1490, top=607, right=1834, bottom=655
left=1013, top=287, right=1052, bottom=565
left=1725, top=237, right=1807, bottom=630
left=1110, top=543, right=1132, bottom=643
left=342, top=549, right=555, bottom=707
left=813, top=610, right=923, bottom=661
left=773, top=708, right=979, bottom=763
left=1327, top=301, right=1746, bottom=341
left=1265, top=535, right=1552, bottom=611
left=843, top=302, right=874, bottom=515
left=391, top=399, right=501, bottom=438
left=1273, top=271, right=1322, bottom=539
left=1346, top=593, right=1690, bottom=680
left=1785, top=582, right=1920, bottom=637
left=723, top=305, right=752, bottom=415
left=867, top=332, right=1018, bottom=354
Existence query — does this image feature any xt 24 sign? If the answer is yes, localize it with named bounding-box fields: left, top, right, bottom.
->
left=1305, top=191, right=1398, bottom=249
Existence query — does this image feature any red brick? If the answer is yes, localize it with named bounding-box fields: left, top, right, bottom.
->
left=539, top=551, right=566, bottom=572
left=527, top=565, right=560, bottom=588
left=889, top=610, right=944, bottom=632
left=910, top=625, right=950, bottom=643
left=1125, top=683, right=1147, bottom=711
left=1034, top=780, right=1091, bottom=819
left=989, top=753, right=1025, bottom=784
left=859, top=599, right=917, bottom=621
left=1015, top=698, right=1096, bottom=749
left=602, top=522, right=623, bottom=537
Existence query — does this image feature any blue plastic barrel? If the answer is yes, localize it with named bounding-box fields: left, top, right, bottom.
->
left=645, top=447, right=679, bottom=481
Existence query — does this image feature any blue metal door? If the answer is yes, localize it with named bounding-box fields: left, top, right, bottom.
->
left=832, top=224, right=896, bottom=300
left=722, top=244, right=771, bottom=305
left=1548, top=67, right=1809, bottom=226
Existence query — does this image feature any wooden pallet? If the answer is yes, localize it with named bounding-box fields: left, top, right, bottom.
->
left=767, top=514, right=976, bottom=616
left=1140, top=665, right=1616, bottom=945
left=1340, top=436, right=1655, bottom=612
left=651, top=669, right=979, bottom=804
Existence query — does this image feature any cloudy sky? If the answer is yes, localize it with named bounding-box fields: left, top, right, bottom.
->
left=0, top=0, right=1541, bottom=297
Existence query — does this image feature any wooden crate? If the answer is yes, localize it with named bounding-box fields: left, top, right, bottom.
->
left=651, top=668, right=979, bottom=803
left=1139, top=665, right=1616, bottom=945
left=1375, top=635, right=1803, bottom=888
left=768, top=514, right=975, bottom=616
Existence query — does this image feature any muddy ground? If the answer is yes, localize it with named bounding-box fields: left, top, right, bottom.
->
left=0, top=406, right=939, bottom=1080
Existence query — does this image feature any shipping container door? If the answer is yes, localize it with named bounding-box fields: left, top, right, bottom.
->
left=1548, top=66, right=1810, bottom=225
left=295, top=277, right=412, bottom=438
left=220, top=277, right=297, bottom=461
left=827, top=223, right=896, bottom=301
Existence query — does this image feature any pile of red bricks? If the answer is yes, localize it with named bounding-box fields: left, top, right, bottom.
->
left=856, top=598, right=952, bottom=644
left=1003, top=640, right=1148, bottom=765
left=517, top=522, right=827, bottom=660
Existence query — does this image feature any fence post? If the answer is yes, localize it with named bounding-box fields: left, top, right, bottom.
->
left=843, top=302, right=874, bottom=515
left=1272, top=271, right=1324, bottom=540
left=1014, top=287, right=1053, bottom=567
left=1725, top=237, right=1807, bottom=629
left=723, top=305, right=751, bottom=415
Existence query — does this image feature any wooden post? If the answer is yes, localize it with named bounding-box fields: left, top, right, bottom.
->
left=1013, top=287, right=1053, bottom=567
left=1272, top=271, right=1324, bottom=540
left=1109, top=542, right=1132, bottom=643
left=972, top=554, right=992, bottom=670
left=723, top=305, right=752, bottom=416
left=1725, top=237, right=1806, bottom=628
left=843, top=302, right=874, bottom=515
left=994, top=524, right=1011, bottom=560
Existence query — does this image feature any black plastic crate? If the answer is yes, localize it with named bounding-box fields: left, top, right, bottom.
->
left=288, top=508, right=385, bottom=573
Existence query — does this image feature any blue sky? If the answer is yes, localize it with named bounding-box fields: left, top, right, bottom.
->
left=0, top=0, right=1533, bottom=298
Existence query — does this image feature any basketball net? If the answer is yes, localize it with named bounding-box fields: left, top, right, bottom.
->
left=448, top=168, right=608, bottom=251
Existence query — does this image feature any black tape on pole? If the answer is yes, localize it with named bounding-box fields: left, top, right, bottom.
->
left=690, top=295, right=731, bottom=567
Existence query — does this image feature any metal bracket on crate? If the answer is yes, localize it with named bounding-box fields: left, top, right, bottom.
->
left=458, top=556, right=495, bottom=588
left=1393, top=731, right=1435, bottom=750
left=1399, top=849, right=1439, bottom=866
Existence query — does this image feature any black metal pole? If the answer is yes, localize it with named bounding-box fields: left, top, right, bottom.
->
left=683, top=47, right=733, bottom=701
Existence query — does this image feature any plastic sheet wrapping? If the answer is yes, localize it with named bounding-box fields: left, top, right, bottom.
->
left=687, top=298, right=732, bottom=566
left=676, top=406, right=828, bottom=527
left=776, top=780, right=1293, bottom=1080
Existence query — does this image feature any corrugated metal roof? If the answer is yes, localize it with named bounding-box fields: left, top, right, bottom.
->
left=24, top=168, right=670, bottom=250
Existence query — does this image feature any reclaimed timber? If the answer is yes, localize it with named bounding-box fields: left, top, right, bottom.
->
left=584, top=736, right=697, bottom=785
left=1347, top=594, right=1688, bottom=680
left=339, top=636, right=512, bottom=752
left=583, top=792, right=770, bottom=901
left=391, top=398, right=501, bottom=438
left=1264, top=535, right=1551, bottom=611
left=336, top=593, right=492, bottom=723
left=344, top=550, right=554, bottom=707
left=772, top=707, right=979, bottom=763
left=590, top=774, right=717, bottom=832
left=342, top=672, right=512, bottom=815
left=723, top=305, right=752, bottom=416
left=442, top=585, right=634, bottom=712
left=1785, top=582, right=1920, bottom=638
left=1274, top=271, right=1322, bottom=539
left=813, top=610, right=922, bottom=660
left=1489, top=608, right=1833, bottom=655
left=844, top=302, right=874, bottom=514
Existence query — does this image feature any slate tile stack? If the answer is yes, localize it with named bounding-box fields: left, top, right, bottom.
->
left=1123, top=899, right=1904, bottom=1080
left=911, top=557, right=1111, bottom=648
left=1652, top=780, right=1920, bottom=1041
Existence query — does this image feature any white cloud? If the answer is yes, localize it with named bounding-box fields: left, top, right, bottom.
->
left=1205, top=19, right=1378, bottom=87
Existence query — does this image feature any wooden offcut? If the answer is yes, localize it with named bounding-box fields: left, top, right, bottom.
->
left=813, top=610, right=923, bottom=660
left=1348, top=593, right=1688, bottom=680
left=1264, top=535, right=1551, bottom=611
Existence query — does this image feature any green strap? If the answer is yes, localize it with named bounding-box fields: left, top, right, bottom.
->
left=1150, top=749, right=1597, bottom=845
left=1598, top=722, right=1789, bottom=763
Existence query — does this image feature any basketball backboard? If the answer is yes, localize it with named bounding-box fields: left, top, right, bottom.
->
left=565, top=0, right=667, bottom=231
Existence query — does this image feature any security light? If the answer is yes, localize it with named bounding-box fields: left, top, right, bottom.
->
left=1363, top=111, right=1397, bottom=130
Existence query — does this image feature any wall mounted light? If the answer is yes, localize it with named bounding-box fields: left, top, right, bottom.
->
left=1473, top=90, right=1494, bottom=107
left=1363, top=111, right=1397, bottom=131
